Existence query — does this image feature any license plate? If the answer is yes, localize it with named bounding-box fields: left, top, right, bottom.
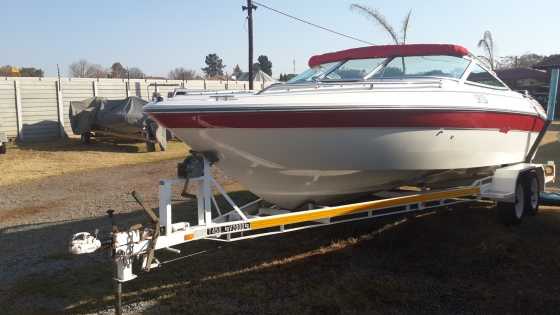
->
left=207, top=222, right=250, bottom=236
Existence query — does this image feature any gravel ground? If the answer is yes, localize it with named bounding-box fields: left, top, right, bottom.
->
left=0, top=160, right=174, bottom=284
left=2, top=130, right=560, bottom=314
left=0, top=158, right=238, bottom=314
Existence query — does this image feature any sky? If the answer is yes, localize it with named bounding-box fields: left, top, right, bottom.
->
left=2, top=0, right=559, bottom=78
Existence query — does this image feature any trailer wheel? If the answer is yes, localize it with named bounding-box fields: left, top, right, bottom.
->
left=497, top=181, right=525, bottom=226
left=524, top=171, right=540, bottom=216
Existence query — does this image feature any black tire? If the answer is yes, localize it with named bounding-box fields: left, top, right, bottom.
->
left=497, top=181, right=525, bottom=226
left=0, top=143, right=6, bottom=154
left=524, top=171, right=540, bottom=216
left=81, top=133, right=91, bottom=144
left=146, top=142, right=156, bottom=152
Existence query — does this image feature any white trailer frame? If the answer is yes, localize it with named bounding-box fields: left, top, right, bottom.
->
left=109, top=158, right=555, bottom=282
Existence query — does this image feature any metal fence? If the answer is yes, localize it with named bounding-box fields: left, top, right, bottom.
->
left=0, top=77, right=264, bottom=142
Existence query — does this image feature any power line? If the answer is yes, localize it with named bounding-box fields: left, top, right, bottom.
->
left=252, top=1, right=374, bottom=46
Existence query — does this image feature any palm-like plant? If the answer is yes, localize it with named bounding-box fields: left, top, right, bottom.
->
left=477, top=31, right=495, bottom=70
left=350, top=4, right=412, bottom=45
left=351, top=4, right=412, bottom=76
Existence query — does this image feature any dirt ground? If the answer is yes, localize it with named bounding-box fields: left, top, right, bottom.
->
left=1, top=128, right=560, bottom=315
left=0, top=138, right=189, bottom=186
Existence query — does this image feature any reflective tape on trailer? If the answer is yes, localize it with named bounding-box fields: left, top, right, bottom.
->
left=249, top=186, right=480, bottom=230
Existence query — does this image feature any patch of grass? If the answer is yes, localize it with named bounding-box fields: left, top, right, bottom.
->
left=0, top=138, right=189, bottom=186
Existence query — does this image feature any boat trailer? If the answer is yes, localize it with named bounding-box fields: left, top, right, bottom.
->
left=70, top=152, right=555, bottom=314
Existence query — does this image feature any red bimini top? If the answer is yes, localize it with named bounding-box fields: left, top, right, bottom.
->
left=308, top=44, right=470, bottom=68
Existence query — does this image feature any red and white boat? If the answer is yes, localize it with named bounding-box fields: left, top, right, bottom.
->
left=145, top=44, right=548, bottom=209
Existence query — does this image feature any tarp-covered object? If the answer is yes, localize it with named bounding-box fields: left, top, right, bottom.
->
left=69, top=97, right=166, bottom=150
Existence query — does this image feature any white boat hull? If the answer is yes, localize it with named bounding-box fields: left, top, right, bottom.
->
left=172, top=127, right=540, bottom=208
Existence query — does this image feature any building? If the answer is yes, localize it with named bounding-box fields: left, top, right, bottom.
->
left=495, top=67, right=549, bottom=105
left=533, top=55, right=560, bottom=116
left=235, top=70, right=276, bottom=83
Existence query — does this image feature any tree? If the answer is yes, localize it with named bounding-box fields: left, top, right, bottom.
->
left=279, top=73, right=297, bottom=82
left=111, top=62, right=126, bottom=78
left=87, top=64, right=108, bottom=78
left=128, top=67, right=145, bottom=79
left=350, top=4, right=412, bottom=45
left=0, top=66, right=10, bottom=76
left=497, top=53, right=545, bottom=69
left=202, top=53, right=226, bottom=78
left=232, top=64, right=243, bottom=79
left=168, top=67, right=199, bottom=80
left=69, top=60, right=89, bottom=77
left=69, top=59, right=108, bottom=78
left=478, top=31, right=495, bottom=70
left=257, top=55, right=272, bottom=75
left=252, top=62, right=261, bottom=73
left=0, top=65, right=43, bottom=77
left=0, top=65, right=17, bottom=76
left=19, top=67, right=44, bottom=77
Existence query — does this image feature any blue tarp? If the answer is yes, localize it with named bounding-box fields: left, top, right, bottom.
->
left=540, top=192, right=560, bottom=206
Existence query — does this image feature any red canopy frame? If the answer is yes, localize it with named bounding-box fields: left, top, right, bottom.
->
left=308, top=44, right=469, bottom=68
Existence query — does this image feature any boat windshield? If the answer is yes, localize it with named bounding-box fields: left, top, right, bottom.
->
left=322, top=58, right=386, bottom=81
left=371, top=55, right=471, bottom=79
left=286, top=55, right=471, bottom=84
left=286, top=62, right=339, bottom=84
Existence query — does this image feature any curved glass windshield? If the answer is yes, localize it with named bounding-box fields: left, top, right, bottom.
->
left=286, top=55, right=471, bottom=84
left=287, top=62, right=338, bottom=84
left=322, top=58, right=385, bottom=81
left=466, top=64, right=505, bottom=87
left=372, top=55, right=470, bottom=79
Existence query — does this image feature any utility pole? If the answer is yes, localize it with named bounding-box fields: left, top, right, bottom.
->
left=56, top=64, right=61, bottom=91
left=243, top=0, right=257, bottom=90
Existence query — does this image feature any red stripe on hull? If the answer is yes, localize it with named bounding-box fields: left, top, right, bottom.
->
left=148, top=110, right=545, bottom=133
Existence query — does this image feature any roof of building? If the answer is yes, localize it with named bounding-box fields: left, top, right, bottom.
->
left=237, top=70, right=276, bottom=82
left=495, top=67, right=548, bottom=82
left=308, top=44, right=469, bottom=68
left=533, top=54, right=560, bottom=70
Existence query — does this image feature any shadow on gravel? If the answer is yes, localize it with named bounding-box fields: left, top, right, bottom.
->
left=15, top=137, right=143, bottom=154
left=3, top=197, right=560, bottom=315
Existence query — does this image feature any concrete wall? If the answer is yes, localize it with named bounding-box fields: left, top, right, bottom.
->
left=0, top=77, right=266, bottom=141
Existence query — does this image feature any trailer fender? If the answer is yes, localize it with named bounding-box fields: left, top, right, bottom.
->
left=481, top=163, right=546, bottom=202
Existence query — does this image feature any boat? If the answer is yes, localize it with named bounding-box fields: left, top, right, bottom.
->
left=144, top=44, right=548, bottom=209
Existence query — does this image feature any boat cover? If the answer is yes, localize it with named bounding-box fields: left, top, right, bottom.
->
left=69, top=96, right=166, bottom=149
left=69, top=96, right=149, bottom=135
left=308, top=44, right=469, bottom=67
